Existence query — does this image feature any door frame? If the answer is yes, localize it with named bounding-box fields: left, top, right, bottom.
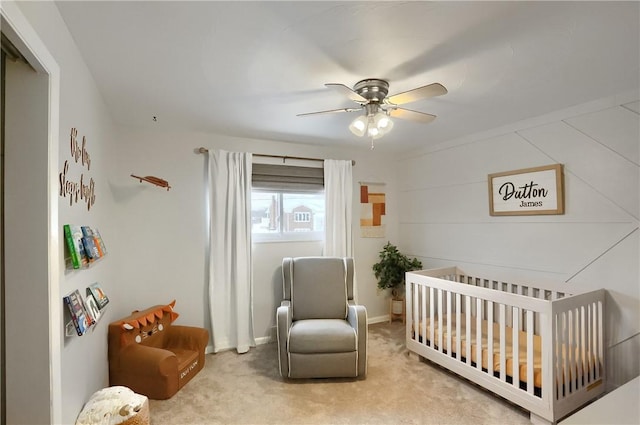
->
left=0, top=2, right=61, bottom=423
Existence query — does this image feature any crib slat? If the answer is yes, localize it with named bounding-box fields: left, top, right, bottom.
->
left=592, top=302, right=599, bottom=381
left=456, top=293, right=462, bottom=361
left=476, top=298, right=482, bottom=370
left=413, top=283, right=420, bottom=344
left=590, top=302, right=597, bottom=382
left=487, top=301, right=494, bottom=377
left=557, top=311, right=564, bottom=400
left=577, top=306, right=584, bottom=391
left=580, top=306, right=589, bottom=386
left=542, top=314, right=562, bottom=400
left=465, top=296, right=472, bottom=365
left=570, top=308, right=576, bottom=393
left=421, top=283, right=427, bottom=348
left=429, top=287, right=435, bottom=349
left=526, top=310, right=534, bottom=395
left=586, top=303, right=596, bottom=383
left=438, top=289, right=443, bottom=353
left=499, top=304, right=506, bottom=381
left=597, top=300, right=603, bottom=381
left=412, top=281, right=424, bottom=341
left=505, top=284, right=513, bottom=325
left=562, top=311, right=569, bottom=398
left=575, top=308, right=580, bottom=391
left=569, top=309, right=576, bottom=393
left=447, top=291, right=452, bottom=357
left=512, top=306, right=520, bottom=387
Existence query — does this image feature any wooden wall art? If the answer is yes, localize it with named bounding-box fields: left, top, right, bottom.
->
left=360, top=182, right=386, bottom=237
left=488, top=164, right=564, bottom=216
left=59, top=127, right=96, bottom=211
left=131, top=175, right=171, bottom=191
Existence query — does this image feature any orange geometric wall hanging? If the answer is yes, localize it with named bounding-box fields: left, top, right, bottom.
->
left=359, top=182, right=386, bottom=238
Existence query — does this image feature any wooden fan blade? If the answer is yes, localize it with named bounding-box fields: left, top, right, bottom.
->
left=297, top=107, right=362, bottom=117
left=389, top=107, right=436, bottom=123
left=386, top=83, right=447, bottom=105
left=325, top=83, right=368, bottom=103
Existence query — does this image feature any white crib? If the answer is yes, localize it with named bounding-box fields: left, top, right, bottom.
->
left=405, top=267, right=605, bottom=424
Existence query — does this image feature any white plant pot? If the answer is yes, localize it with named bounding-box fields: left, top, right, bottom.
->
left=391, top=299, right=404, bottom=315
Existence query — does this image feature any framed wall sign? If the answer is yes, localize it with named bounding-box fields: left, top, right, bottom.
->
left=488, top=164, right=564, bottom=216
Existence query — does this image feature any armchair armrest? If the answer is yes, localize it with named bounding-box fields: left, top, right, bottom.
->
left=276, top=302, right=292, bottom=378
left=164, top=325, right=209, bottom=351
left=347, top=304, right=367, bottom=335
left=117, top=344, right=178, bottom=378
left=347, top=304, right=368, bottom=377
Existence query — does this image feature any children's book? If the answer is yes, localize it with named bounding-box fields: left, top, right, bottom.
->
left=88, top=282, right=109, bottom=310
left=64, top=289, right=90, bottom=336
left=63, top=224, right=88, bottom=269
left=93, top=228, right=107, bottom=256
left=81, top=226, right=100, bottom=262
left=84, top=291, right=101, bottom=325
left=63, top=224, right=80, bottom=269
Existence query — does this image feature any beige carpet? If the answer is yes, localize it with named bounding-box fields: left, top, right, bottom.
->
left=149, top=321, right=530, bottom=424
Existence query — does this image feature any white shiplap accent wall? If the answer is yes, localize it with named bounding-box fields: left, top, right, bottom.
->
left=398, top=96, right=639, bottom=389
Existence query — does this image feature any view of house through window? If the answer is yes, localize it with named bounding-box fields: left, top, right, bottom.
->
left=251, top=190, right=325, bottom=241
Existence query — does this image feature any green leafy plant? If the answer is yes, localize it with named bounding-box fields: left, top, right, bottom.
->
left=372, top=242, right=423, bottom=294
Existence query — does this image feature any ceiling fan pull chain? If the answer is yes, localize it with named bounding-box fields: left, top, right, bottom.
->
left=370, top=137, right=375, bottom=150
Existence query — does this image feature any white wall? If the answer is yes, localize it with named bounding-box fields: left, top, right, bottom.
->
left=114, top=130, right=399, bottom=350
left=13, top=2, right=121, bottom=423
left=397, top=93, right=639, bottom=389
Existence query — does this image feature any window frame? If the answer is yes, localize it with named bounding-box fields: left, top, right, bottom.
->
left=251, top=189, right=325, bottom=243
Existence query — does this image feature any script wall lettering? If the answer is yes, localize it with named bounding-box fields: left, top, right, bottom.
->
left=70, top=127, right=91, bottom=170
left=488, top=164, right=564, bottom=216
left=59, top=127, right=96, bottom=211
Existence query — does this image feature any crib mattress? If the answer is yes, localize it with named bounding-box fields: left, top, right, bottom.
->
left=413, top=314, right=597, bottom=389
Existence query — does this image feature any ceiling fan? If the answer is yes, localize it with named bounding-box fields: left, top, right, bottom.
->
left=297, top=78, right=447, bottom=143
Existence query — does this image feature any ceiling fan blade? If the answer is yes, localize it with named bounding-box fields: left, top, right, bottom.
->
left=297, top=107, right=362, bottom=117
left=325, top=83, right=368, bottom=103
left=386, top=83, right=448, bottom=105
left=389, top=107, right=437, bottom=123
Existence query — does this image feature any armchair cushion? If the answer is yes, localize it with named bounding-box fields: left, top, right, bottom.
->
left=289, top=319, right=357, bottom=354
left=289, top=257, right=348, bottom=320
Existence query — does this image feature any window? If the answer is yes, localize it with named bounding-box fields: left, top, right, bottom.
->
left=251, top=191, right=324, bottom=241
left=294, top=212, right=311, bottom=222
left=251, top=163, right=325, bottom=242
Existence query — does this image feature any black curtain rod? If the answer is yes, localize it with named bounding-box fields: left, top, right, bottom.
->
left=197, top=147, right=355, bottom=166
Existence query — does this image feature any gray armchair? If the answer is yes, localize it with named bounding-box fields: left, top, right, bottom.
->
left=276, top=256, right=367, bottom=379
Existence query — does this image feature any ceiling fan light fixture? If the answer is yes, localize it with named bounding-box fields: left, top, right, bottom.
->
left=367, top=126, right=380, bottom=138
left=349, top=115, right=368, bottom=137
left=373, top=111, right=393, bottom=133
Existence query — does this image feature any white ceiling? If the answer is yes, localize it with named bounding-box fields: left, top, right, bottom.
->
left=55, top=1, right=640, bottom=153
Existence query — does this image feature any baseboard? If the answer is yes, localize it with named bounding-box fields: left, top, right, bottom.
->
left=368, top=315, right=390, bottom=324
left=255, top=335, right=272, bottom=345
left=205, top=335, right=272, bottom=355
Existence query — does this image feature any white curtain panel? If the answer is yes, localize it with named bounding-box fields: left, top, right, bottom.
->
left=207, top=150, right=255, bottom=354
left=324, top=159, right=353, bottom=257
left=324, top=159, right=357, bottom=298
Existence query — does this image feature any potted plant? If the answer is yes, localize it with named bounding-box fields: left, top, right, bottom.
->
left=372, top=242, right=423, bottom=301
